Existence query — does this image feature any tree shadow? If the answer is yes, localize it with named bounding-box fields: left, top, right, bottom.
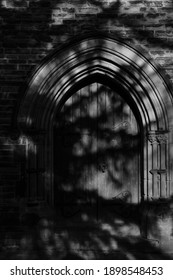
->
left=1, top=81, right=173, bottom=260
left=0, top=0, right=173, bottom=260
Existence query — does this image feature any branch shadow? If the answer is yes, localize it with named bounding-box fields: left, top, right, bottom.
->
left=0, top=0, right=173, bottom=260
left=1, top=81, right=173, bottom=260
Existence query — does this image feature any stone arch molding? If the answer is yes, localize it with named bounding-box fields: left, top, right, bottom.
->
left=17, top=35, right=173, bottom=204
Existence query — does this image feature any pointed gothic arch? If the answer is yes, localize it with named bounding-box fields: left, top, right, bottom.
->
left=16, top=34, right=173, bottom=205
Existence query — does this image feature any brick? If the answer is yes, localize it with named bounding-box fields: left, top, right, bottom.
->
left=158, top=7, right=173, bottom=13
left=143, top=1, right=163, bottom=7
left=6, top=0, right=28, bottom=8
left=154, top=30, right=167, bottom=37
left=62, top=7, right=76, bottom=13
left=150, top=50, right=165, bottom=56
left=163, top=1, right=173, bottom=7
left=76, top=7, right=100, bottom=14
left=155, top=57, right=173, bottom=68
left=0, top=59, right=8, bottom=64
left=29, top=1, right=51, bottom=8
left=0, top=64, right=17, bottom=70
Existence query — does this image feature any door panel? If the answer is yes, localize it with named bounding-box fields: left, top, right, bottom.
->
left=54, top=83, right=140, bottom=230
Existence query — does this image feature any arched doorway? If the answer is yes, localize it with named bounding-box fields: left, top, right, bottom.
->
left=54, top=82, right=140, bottom=228
left=15, top=36, right=173, bottom=253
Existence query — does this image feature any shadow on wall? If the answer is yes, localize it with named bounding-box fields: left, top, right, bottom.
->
left=0, top=0, right=173, bottom=260
left=1, top=82, right=173, bottom=260
left=1, top=0, right=173, bottom=55
left=1, top=197, right=173, bottom=259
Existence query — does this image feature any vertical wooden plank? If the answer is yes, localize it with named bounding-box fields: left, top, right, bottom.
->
left=88, top=83, right=98, bottom=220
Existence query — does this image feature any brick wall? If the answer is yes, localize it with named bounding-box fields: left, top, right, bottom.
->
left=0, top=0, right=172, bottom=199
left=1, top=0, right=173, bottom=258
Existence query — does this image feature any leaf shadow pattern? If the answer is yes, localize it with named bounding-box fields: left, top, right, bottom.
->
left=0, top=0, right=173, bottom=260
left=1, top=82, right=173, bottom=260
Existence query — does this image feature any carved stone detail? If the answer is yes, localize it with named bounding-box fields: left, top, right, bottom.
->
left=147, top=132, right=168, bottom=144
left=157, top=134, right=168, bottom=144
left=147, top=134, right=158, bottom=144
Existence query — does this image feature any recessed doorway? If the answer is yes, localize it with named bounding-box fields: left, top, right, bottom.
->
left=53, top=82, right=141, bottom=255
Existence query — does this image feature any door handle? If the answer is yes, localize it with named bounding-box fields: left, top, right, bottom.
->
left=98, top=163, right=107, bottom=173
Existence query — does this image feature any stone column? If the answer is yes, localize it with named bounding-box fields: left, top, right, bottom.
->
left=26, top=130, right=46, bottom=204
left=148, top=133, right=159, bottom=198
left=157, top=134, right=168, bottom=198
left=148, top=131, right=168, bottom=199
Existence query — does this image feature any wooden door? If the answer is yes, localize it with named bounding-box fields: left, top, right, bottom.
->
left=54, top=83, right=140, bottom=233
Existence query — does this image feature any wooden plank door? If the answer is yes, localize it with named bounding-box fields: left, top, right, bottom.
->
left=54, top=83, right=140, bottom=230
